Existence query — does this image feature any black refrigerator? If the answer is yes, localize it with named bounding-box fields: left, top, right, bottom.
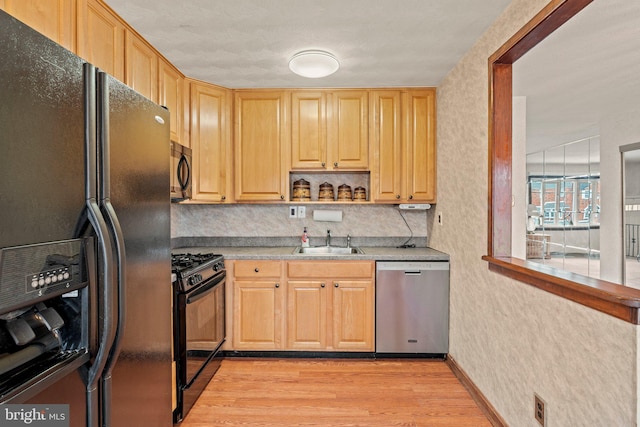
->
left=0, top=10, right=173, bottom=427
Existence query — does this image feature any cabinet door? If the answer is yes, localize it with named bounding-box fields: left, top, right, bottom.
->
left=234, top=91, right=289, bottom=202
left=405, top=89, right=436, bottom=202
left=233, top=280, right=284, bottom=350
left=286, top=280, right=327, bottom=350
left=371, top=90, right=402, bottom=202
left=78, top=0, right=125, bottom=81
left=190, top=81, right=231, bottom=203
left=328, top=90, right=369, bottom=170
left=1, top=0, right=76, bottom=52
left=125, top=30, right=157, bottom=102
left=158, top=58, right=185, bottom=145
left=291, top=91, right=327, bottom=170
left=332, top=280, right=374, bottom=351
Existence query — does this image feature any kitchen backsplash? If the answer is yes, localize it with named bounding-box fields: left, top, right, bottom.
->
left=171, top=203, right=427, bottom=247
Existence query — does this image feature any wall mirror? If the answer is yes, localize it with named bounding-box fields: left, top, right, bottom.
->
left=622, top=144, right=640, bottom=287
left=511, top=0, right=640, bottom=286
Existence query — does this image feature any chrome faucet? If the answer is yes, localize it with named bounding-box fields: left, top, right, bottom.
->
left=346, top=234, right=351, bottom=248
left=326, top=229, right=331, bottom=247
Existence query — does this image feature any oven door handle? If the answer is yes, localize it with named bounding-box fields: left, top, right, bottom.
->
left=186, top=273, right=225, bottom=304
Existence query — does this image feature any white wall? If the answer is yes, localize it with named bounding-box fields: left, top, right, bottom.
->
left=600, top=110, right=640, bottom=282
left=431, top=0, right=639, bottom=424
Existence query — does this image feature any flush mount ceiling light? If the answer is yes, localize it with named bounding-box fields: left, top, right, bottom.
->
left=288, top=50, right=340, bottom=78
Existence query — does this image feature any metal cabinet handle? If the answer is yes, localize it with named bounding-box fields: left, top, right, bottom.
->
left=409, top=195, right=413, bottom=200
left=221, top=195, right=226, bottom=201
left=334, top=283, right=339, bottom=288
left=396, top=195, right=401, bottom=199
left=321, top=162, right=326, bottom=167
left=334, top=162, right=338, bottom=167
left=275, top=283, right=280, bottom=288
left=254, top=268, right=259, bottom=273
left=321, top=283, right=326, bottom=288
left=280, top=195, right=285, bottom=200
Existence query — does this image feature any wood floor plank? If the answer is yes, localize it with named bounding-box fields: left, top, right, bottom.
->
left=180, top=358, right=492, bottom=427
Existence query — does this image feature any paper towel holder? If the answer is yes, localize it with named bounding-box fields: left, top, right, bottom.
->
left=313, top=209, right=343, bottom=222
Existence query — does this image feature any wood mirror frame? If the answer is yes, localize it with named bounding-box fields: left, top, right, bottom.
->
left=483, top=0, right=640, bottom=324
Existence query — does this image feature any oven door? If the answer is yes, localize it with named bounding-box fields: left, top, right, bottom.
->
left=184, top=273, right=225, bottom=386
left=175, top=271, right=225, bottom=422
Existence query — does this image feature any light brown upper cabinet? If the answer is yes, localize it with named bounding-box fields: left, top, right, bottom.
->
left=291, top=91, right=327, bottom=169
left=158, top=58, right=186, bottom=146
left=0, top=0, right=77, bottom=52
left=234, top=90, right=289, bottom=202
left=189, top=80, right=232, bottom=203
left=291, top=90, right=369, bottom=171
left=405, top=89, right=436, bottom=203
left=124, top=30, right=157, bottom=102
left=371, top=89, right=436, bottom=203
left=371, top=90, right=402, bottom=202
left=78, top=0, right=125, bottom=81
left=329, top=90, right=369, bottom=170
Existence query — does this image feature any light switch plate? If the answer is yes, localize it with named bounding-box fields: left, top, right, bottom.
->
left=298, top=206, right=306, bottom=218
left=289, top=206, right=298, bottom=218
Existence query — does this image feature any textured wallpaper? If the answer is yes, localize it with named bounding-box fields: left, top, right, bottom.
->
left=432, top=0, right=639, bottom=425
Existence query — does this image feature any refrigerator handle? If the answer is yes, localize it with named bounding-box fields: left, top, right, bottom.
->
left=82, top=63, right=117, bottom=427
left=96, top=71, right=127, bottom=427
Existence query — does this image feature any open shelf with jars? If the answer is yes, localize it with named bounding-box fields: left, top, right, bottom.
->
left=289, top=172, right=371, bottom=204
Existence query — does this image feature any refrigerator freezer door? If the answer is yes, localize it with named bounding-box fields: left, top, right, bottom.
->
left=0, top=10, right=91, bottom=426
left=0, top=12, right=86, bottom=249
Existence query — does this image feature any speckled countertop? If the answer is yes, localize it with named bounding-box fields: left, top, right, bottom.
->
left=173, top=245, right=449, bottom=261
left=172, top=236, right=449, bottom=261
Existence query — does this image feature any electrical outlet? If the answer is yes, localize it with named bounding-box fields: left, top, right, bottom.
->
left=437, top=212, right=443, bottom=226
left=298, top=206, right=306, bottom=218
left=289, top=206, right=298, bottom=218
left=534, top=393, right=546, bottom=426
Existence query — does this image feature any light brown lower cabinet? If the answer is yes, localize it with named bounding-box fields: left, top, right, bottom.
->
left=231, top=260, right=374, bottom=352
left=232, top=260, right=285, bottom=350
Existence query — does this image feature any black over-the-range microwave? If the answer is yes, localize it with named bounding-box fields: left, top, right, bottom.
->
left=171, top=141, right=192, bottom=202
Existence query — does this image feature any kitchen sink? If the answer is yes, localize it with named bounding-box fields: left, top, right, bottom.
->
left=292, top=246, right=364, bottom=255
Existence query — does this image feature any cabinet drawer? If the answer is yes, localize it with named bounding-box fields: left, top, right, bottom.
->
left=287, top=261, right=373, bottom=279
left=234, top=260, right=282, bottom=278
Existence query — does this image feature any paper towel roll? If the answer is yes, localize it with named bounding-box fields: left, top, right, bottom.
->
left=313, top=209, right=343, bottom=222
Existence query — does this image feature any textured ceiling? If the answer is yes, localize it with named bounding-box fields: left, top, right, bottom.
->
left=104, top=0, right=638, bottom=157
left=105, top=0, right=512, bottom=88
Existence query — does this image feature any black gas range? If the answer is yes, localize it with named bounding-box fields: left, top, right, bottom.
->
left=171, top=252, right=226, bottom=423
left=171, top=252, right=225, bottom=292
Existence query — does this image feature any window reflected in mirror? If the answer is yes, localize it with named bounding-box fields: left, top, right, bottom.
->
left=525, top=137, right=601, bottom=279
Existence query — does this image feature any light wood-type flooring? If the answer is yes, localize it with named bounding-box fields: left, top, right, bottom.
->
left=181, top=358, right=492, bottom=427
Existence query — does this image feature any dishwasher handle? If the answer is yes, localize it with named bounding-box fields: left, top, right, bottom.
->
left=404, top=271, right=423, bottom=275
left=377, top=261, right=450, bottom=271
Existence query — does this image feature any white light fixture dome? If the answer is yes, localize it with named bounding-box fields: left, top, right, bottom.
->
left=289, top=50, right=339, bottom=78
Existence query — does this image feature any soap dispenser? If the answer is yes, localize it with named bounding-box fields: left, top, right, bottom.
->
left=301, top=227, right=310, bottom=248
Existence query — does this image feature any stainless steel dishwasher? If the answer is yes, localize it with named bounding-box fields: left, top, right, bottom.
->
left=376, top=261, right=449, bottom=355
